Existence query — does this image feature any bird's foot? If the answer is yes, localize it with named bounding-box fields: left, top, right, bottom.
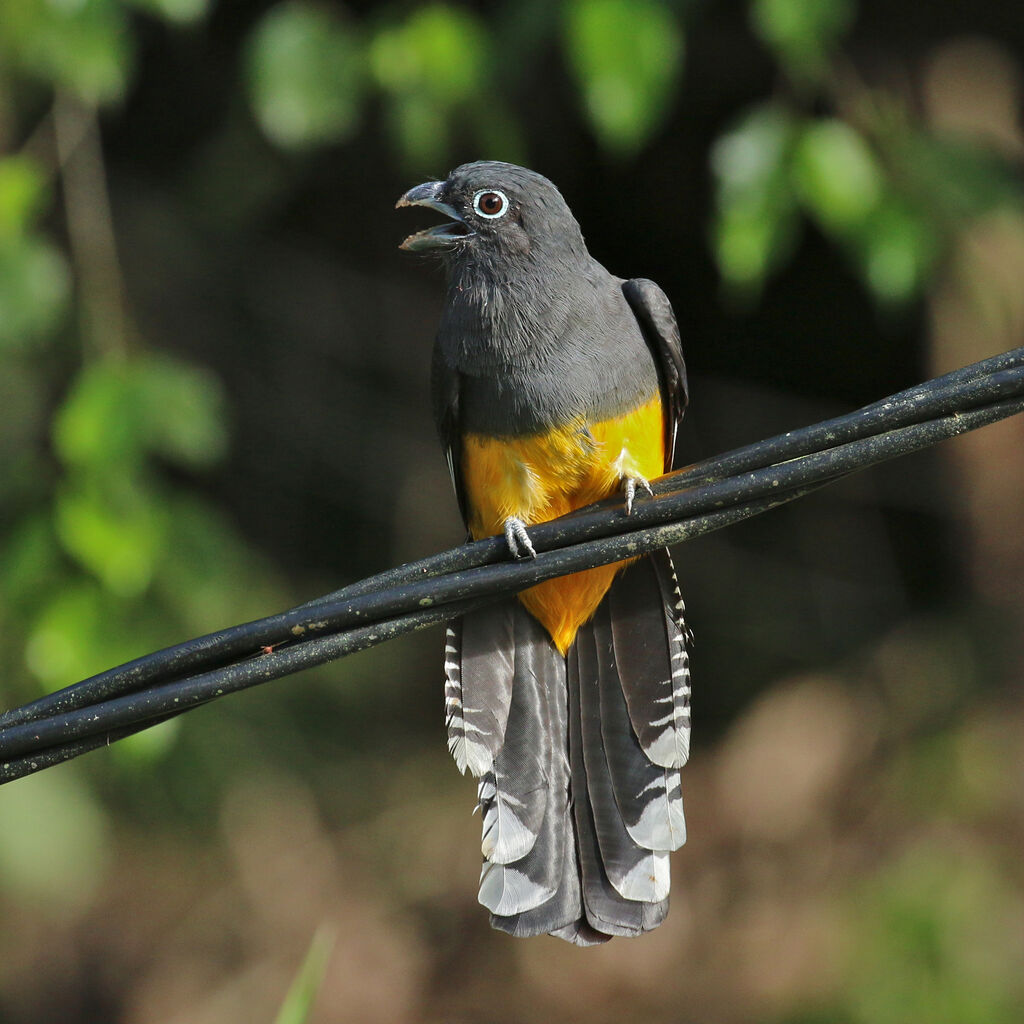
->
left=503, top=516, right=537, bottom=560
left=622, top=473, right=654, bottom=515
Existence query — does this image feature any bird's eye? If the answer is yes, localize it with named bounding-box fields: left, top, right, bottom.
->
left=473, top=189, right=508, bottom=219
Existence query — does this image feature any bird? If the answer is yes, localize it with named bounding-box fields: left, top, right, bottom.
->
left=397, top=161, right=691, bottom=945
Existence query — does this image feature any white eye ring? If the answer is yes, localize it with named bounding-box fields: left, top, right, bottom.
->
left=473, top=189, right=509, bottom=219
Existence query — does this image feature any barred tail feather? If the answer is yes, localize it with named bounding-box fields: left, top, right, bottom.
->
left=609, top=550, right=691, bottom=769
left=447, top=550, right=692, bottom=943
left=445, top=603, right=516, bottom=776
left=594, top=605, right=686, bottom=855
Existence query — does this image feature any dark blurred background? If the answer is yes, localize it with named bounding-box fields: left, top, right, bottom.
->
left=1, top=1, right=1023, bottom=1021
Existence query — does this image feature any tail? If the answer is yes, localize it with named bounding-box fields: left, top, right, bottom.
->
left=444, top=549, right=691, bottom=944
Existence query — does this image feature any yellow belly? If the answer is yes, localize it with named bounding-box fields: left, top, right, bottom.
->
left=461, top=393, right=665, bottom=653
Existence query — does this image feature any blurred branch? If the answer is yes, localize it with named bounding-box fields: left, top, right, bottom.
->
left=54, top=92, right=131, bottom=360
left=2, top=347, right=1023, bottom=783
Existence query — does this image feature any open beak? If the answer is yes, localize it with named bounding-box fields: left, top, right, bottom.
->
left=395, top=180, right=472, bottom=251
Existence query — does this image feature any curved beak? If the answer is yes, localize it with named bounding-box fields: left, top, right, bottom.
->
left=396, top=180, right=471, bottom=251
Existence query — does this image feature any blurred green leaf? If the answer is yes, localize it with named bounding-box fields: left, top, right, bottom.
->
left=0, top=235, right=71, bottom=351
left=0, top=768, right=109, bottom=908
left=792, top=119, right=883, bottom=233
left=54, top=354, right=227, bottom=472
left=155, top=493, right=282, bottom=631
left=54, top=359, right=144, bottom=471
left=711, top=103, right=800, bottom=292
left=54, top=478, right=169, bottom=596
left=895, top=133, right=1024, bottom=221
left=246, top=1, right=365, bottom=149
left=135, top=355, right=228, bottom=468
left=751, top=0, right=853, bottom=83
left=386, top=91, right=449, bottom=167
left=370, top=4, right=488, bottom=102
left=0, top=156, right=46, bottom=240
left=564, top=0, right=683, bottom=156
left=113, top=717, right=182, bottom=765
left=0, top=0, right=132, bottom=104
left=274, top=926, right=336, bottom=1024
left=0, top=515, right=63, bottom=610
left=123, top=0, right=210, bottom=25
left=370, top=4, right=490, bottom=165
left=856, top=196, right=938, bottom=303
left=24, top=578, right=168, bottom=688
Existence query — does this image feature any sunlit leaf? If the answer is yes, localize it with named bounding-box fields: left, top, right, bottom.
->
left=0, top=156, right=46, bottom=240
left=54, top=355, right=226, bottom=471
left=751, top=0, right=853, bottom=83
left=792, top=119, right=883, bottom=234
left=246, top=1, right=365, bottom=149
left=54, top=478, right=169, bottom=596
left=711, top=103, right=800, bottom=292
left=24, top=575, right=178, bottom=693
left=53, top=360, right=145, bottom=470
left=714, top=196, right=800, bottom=295
left=856, top=197, right=939, bottom=304
left=370, top=4, right=488, bottom=102
left=369, top=4, right=490, bottom=164
left=0, top=235, right=71, bottom=351
left=712, top=103, right=797, bottom=202
left=564, top=0, right=683, bottom=156
left=0, top=0, right=133, bottom=104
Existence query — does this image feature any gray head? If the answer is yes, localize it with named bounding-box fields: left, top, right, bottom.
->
left=396, top=161, right=586, bottom=265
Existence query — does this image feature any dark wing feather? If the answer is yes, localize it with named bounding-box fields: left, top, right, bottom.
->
left=430, top=343, right=469, bottom=527
left=622, top=277, right=687, bottom=470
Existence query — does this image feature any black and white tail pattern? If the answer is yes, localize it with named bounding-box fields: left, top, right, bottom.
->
left=443, top=549, right=692, bottom=943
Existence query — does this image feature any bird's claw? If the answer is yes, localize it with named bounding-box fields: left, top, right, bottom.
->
left=623, top=474, right=654, bottom=515
left=503, top=516, right=537, bottom=560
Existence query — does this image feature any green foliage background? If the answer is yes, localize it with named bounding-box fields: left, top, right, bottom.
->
left=0, top=0, right=1022, bottom=1021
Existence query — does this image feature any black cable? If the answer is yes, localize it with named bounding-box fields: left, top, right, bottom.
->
left=5, top=348, right=1022, bottom=733
left=1, top=351, right=1022, bottom=782
left=0, top=491, right=813, bottom=780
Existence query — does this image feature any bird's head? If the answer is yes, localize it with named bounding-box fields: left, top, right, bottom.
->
left=396, top=161, right=584, bottom=263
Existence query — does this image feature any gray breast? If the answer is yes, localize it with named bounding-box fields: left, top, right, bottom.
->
left=452, top=273, right=661, bottom=438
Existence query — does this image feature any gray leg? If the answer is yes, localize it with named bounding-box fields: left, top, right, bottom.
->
left=623, top=474, right=654, bottom=515
left=504, top=516, right=537, bottom=559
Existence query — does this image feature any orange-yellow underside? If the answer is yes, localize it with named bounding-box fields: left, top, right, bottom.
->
left=461, top=393, right=665, bottom=654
